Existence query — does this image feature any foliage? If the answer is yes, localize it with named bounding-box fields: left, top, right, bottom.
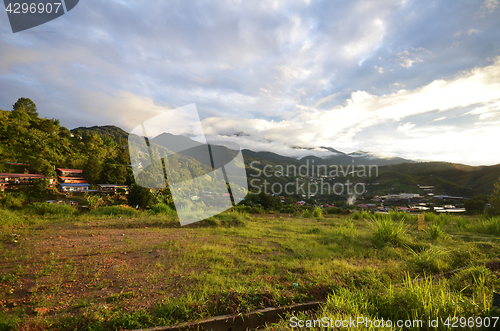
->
left=312, top=206, right=323, bottom=218
left=83, top=156, right=103, bottom=185
left=464, top=194, right=488, bottom=215
left=13, top=97, right=38, bottom=117
left=0, top=192, right=27, bottom=209
left=369, top=215, right=408, bottom=246
left=425, top=223, right=447, bottom=240
left=488, top=176, right=500, bottom=216
left=87, top=205, right=139, bottom=217
left=150, top=203, right=175, bottom=215
left=127, top=184, right=154, bottom=208
left=85, top=194, right=104, bottom=210
left=25, top=202, right=77, bottom=216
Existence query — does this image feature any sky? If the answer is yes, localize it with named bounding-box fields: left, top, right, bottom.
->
left=1, top=0, right=500, bottom=166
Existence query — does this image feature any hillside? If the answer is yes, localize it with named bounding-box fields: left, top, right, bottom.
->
left=1, top=100, right=499, bottom=198
left=71, top=125, right=129, bottom=145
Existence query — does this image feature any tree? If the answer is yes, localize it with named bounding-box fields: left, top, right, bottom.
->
left=489, top=177, right=500, bottom=216
left=127, top=183, right=154, bottom=208
left=83, top=156, right=102, bottom=185
left=13, top=97, right=38, bottom=118
left=464, top=195, right=488, bottom=215
left=29, top=178, right=51, bottom=198
left=29, top=157, right=56, bottom=177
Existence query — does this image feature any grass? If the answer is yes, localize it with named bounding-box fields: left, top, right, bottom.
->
left=1, top=208, right=500, bottom=330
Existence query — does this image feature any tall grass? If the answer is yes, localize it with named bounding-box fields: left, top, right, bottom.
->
left=88, top=205, right=140, bottom=217
left=317, top=270, right=493, bottom=330
left=149, top=203, right=175, bottom=215
left=24, top=202, right=77, bottom=216
left=465, top=217, right=500, bottom=236
left=369, top=215, right=408, bottom=246
left=426, top=223, right=447, bottom=240
left=0, top=208, right=24, bottom=228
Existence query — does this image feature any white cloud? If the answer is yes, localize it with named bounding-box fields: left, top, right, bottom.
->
left=397, top=122, right=415, bottom=131
left=393, top=47, right=431, bottom=68
left=195, top=57, right=500, bottom=164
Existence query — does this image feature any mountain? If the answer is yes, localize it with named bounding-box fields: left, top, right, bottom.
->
left=69, top=125, right=500, bottom=196
left=346, top=150, right=414, bottom=166
left=71, top=125, right=129, bottom=144
left=244, top=147, right=414, bottom=166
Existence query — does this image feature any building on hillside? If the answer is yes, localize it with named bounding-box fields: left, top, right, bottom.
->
left=56, top=168, right=87, bottom=184
left=97, top=184, right=129, bottom=193
left=60, top=183, right=90, bottom=192
left=0, top=173, right=53, bottom=192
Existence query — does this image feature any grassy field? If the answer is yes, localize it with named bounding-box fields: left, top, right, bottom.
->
left=1, top=206, right=500, bottom=330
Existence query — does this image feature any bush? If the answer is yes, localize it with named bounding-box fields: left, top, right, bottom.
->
left=0, top=192, right=27, bottom=209
left=312, top=206, right=323, bottom=218
left=204, top=211, right=248, bottom=227
left=150, top=203, right=175, bottom=215
left=0, top=208, right=24, bottom=227
left=369, top=216, right=408, bottom=246
left=302, top=209, right=311, bottom=218
left=408, top=247, right=451, bottom=274
left=26, top=202, right=77, bottom=216
left=88, top=205, right=139, bottom=217
left=466, top=217, right=500, bottom=236
left=127, top=184, right=154, bottom=208
left=321, top=270, right=492, bottom=327
left=426, top=224, right=447, bottom=240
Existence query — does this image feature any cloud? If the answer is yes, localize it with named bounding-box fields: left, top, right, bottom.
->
left=393, top=47, right=431, bottom=68
left=1, top=0, right=500, bottom=165
left=397, top=122, right=415, bottom=131
left=196, top=57, right=500, bottom=164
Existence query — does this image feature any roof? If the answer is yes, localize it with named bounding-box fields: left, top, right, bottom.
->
left=58, top=176, right=86, bottom=180
left=56, top=168, right=83, bottom=173
left=60, top=183, right=90, bottom=187
left=97, top=184, right=129, bottom=188
left=0, top=173, right=46, bottom=178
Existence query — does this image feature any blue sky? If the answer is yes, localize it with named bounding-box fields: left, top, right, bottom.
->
left=1, top=0, right=499, bottom=165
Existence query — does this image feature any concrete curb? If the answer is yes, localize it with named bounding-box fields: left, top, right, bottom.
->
left=131, top=301, right=323, bottom=331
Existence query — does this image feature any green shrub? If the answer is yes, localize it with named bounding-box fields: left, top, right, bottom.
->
left=88, top=205, right=139, bottom=217
left=408, top=247, right=450, bottom=274
left=302, top=209, right=311, bottom=218
left=426, top=224, right=447, bottom=240
left=319, top=270, right=493, bottom=328
left=150, top=203, right=175, bottom=215
left=352, top=211, right=361, bottom=220
left=25, top=202, right=77, bottom=216
left=423, top=212, right=437, bottom=223
left=466, top=217, right=500, bottom=236
left=0, top=208, right=24, bottom=227
left=0, top=192, right=27, bottom=209
left=369, top=216, right=408, bottom=246
left=312, top=206, right=323, bottom=218
left=204, top=211, right=248, bottom=227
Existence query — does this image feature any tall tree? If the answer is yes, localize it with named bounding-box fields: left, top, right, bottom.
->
left=83, top=156, right=103, bottom=185
left=13, top=97, right=38, bottom=118
left=489, top=177, right=500, bottom=216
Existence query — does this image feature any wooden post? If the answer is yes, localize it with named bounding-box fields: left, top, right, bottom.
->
left=418, top=214, right=425, bottom=231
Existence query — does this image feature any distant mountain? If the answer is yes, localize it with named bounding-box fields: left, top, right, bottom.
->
left=346, top=150, right=414, bottom=166
left=69, top=125, right=500, bottom=196
left=245, top=147, right=414, bottom=166
left=242, top=150, right=302, bottom=165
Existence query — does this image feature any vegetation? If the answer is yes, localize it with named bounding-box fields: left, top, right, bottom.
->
left=1, top=209, right=500, bottom=330
left=2, top=98, right=500, bottom=330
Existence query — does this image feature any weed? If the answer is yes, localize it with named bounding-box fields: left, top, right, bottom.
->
left=426, top=223, right=447, bottom=240
left=369, top=216, right=409, bottom=246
